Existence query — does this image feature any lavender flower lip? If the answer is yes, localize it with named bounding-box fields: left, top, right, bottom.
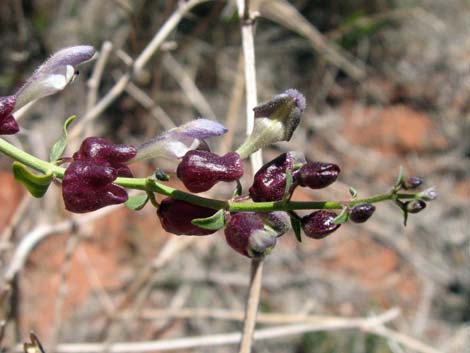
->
left=14, top=45, right=96, bottom=111
left=133, top=119, right=228, bottom=162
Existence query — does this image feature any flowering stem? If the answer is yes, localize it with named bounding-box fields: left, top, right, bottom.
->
left=0, top=137, right=417, bottom=213
left=0, top=138, right=64, bottom=176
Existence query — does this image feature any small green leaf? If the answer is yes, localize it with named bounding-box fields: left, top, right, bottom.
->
left=49, top=115, right=76, bottom=162
left=333, top=207, right=349, bottom=224
left=349, top=186, right=358, bottom=199
left=290, top=214, right=302, bottom=242
left=12, top=162, right=52, bottom=198
left=282, top=168, right=293, bottom=202
left=125, top=194, right=149, bottom=211
left=191, top=209, right=225, bottom=231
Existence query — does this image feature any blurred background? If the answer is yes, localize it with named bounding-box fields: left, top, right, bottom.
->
left=0, top=0, right=468, bottom=352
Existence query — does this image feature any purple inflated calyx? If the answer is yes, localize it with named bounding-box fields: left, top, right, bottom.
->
left=349, top=203, right=375, bottom=223
left=157, top=198, right=218, bottom=235
left=62, top=137, right=137, bottom=212
left=62, top=160, right=128, bottom=213
left=301, top=210, right=340, bottom=239
left=73, top=137, right=137, bottom=177
left=298, top=162, right=340, bottom=189
left=0, top=95, right=19, bottom=135
left=176, top=150, right=243, bottom=193
left=249, top=151, right=305, bottom=202
left=224, top=212, right=277, bottom=259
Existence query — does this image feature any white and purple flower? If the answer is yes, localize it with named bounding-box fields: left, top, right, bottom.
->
left=0, top=45, right=95, bottom=135
left=133, top=119, right=228, bottom=161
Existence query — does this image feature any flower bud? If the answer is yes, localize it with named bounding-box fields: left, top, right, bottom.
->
left=14, top=46, right=95, bottom=110
left=224, top=212, right=277, bottom=258
left=249, top=151, right=305, bottom=202
left=406, top=200, right=426, bottom=213
left=417, top=186, right=437, bottom=201
left=62, top=160, right=128, bottom=213
left=403, top=176, right=423, bottom=190
left=297, top=162, right=340, bottom=189
left=176, top=150, right=243, bottom=193
left=236, top=89, right=306, bottom=158
left=349, top=203, right=375, bottom=223
left=73, top=137, right=137, bottom=177
left=0, top=95, right=19, bottom=135
left=157, top=198, right=218, bottom=236
left=301, top=210, right=340, bottom=239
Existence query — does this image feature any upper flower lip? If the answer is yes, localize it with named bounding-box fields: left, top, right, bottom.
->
left=14, top=45, right=96, bottom=110
left=253, top=88, right=306, bottom=118
left=133, top=119, right=228, bottom=162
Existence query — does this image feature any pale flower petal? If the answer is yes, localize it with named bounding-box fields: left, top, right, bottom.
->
left=133, top=119, right=227, bottom=162
left=14, top=45, right=95, bottom=110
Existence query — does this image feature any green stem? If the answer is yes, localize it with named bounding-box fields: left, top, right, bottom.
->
left=0, top=138, right=64, bottom=176
left=0, top=137, right=416, bottom=213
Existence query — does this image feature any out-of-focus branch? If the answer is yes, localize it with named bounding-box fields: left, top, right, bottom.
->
left=259, top=0, right=366, bottom=80
left=69, top=0, right=211, bottom=140
left=162, top=53, right=217, bottom=120
left=236, top=1, right=264, bottom=353
left=16, top=308, right=443, bottom=353
left=2, top=205, right=123, bottom=284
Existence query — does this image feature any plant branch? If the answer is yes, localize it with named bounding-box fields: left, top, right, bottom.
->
left=0, top=138, right=416, bottom=214
left=236, top=1, right=264, bottom=352
left=11, top=308, right=441, bottom=353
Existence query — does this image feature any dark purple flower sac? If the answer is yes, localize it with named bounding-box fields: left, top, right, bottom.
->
left=225, top=212, right=277, bottom=258
left=176, top=150, right=243, bottom=193
left=249, top=152, right=299, bottom=202
left=73, top=137, right=137, bottom=177
left=298, top=162, right=340, bottom=189
left=301, top=210, right=340, bottom=239
left=63, top=137, right=137, bottom=213
left=0, top=95, right=19, bottom=135
left=157, top=197, right=218, bottom=236
left=349, top=203, right=375, bottom=223
left=62, top=161, right=128, bottom=213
